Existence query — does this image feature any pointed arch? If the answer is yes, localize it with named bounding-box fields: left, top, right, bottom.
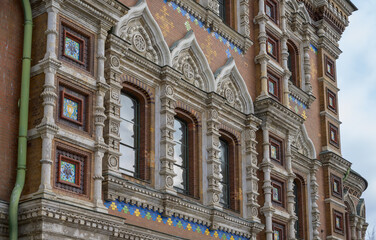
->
left=114, top=0, right=172, bottom=66
left=214, top=58, right=254, bottom=114
left=294, top=124, right=316, bottom=159
left=344, top=193, right=356, bottom=215
left=170, top=30, right=216, bottom=92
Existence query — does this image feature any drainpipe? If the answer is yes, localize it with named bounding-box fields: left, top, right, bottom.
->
left=9, top=0, right=32, bottom=239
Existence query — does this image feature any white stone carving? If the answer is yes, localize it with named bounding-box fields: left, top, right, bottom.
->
left=170, top=30, right=216, bottom=92
left=214, top=57, right=254, bottom=114
left=114, top=0, right=172, bottom=66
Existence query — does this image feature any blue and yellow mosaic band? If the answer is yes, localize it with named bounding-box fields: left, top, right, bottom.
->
left=309, top=44, right=318, bottom=54
left=63, top=97, right=79, bottom=121
left=105, top=200, right=249, bottom=240
left=60, top=160, right=76, bottom=184
left=164, top=0, right=243, bottom=58
left=65, top=37, right=80, bottom=61
left=288, top=94, right=308, bottom=120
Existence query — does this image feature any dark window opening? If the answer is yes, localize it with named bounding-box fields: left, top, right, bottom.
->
left=173, top=118, right=189, bottom=194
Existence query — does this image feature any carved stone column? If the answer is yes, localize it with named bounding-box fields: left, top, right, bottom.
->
left=244, top=117, right=261, bottom=222
left=36, top=0, right=61, bottom=195
left=92, top=27, right=109, bottom=211
left=255, top=0, right=269, bottom=100
left=310, top=161, right=321, bottom=240
left=286, top=135, right=297, bottom=240
left=281, top=35, right=291, bottom=107
left=303, top=25, right=313, bottom=94
left=350, top=216, right=358, bottom=240
left=103, top=35, right=124, bottom=179
left=260, top=123, right=274, bottom=240
left=239, top=0, right=251, bottom=38
left=206, top=93, right=223, bottom=209
left=159, top=68, right=178, bottom=195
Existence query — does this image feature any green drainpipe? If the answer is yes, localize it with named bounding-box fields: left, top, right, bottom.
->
left=9, top=0, right=32, bottom=239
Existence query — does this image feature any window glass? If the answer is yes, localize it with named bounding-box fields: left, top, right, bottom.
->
left=119, top=93, right=139, bottom=177
left=219, top=139, right=229, bottom=207
left=218, top=0, right=225, bottom=21
left=173, top=118, right=188, bottom=193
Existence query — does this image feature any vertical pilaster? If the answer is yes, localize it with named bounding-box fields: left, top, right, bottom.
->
left=260, top=124, right=274, bottom=240
left=103, top=35, right=124, bottom=179
left=310, top=161, right=321, bottom=240
left=202, top=0, right=220, bottom=15
left=286, top=135, right=297, bottom=240
left=159, top=68, right=178, bottom=195
left=206, top=94, right=223, bottom=209
left=245, top=118, right=261, bottom=222
left=92, top=27, right=109, bottom=211
left=303, top=25, right=313, bottom=94
left=280, top=0, right=291, bottom=106
left=350, top=216, right=358, bottom=240
left=36, top=0, right=61, bottom=196
left=255, top=0, right=270, bottom=100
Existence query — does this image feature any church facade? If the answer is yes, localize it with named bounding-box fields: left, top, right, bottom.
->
left=0, top=0, right=368, bottom=239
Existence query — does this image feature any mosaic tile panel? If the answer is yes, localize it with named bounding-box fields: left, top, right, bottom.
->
left=272, top=186, right=279, bottom=201
left=288, top=94, right=308, bottom=120
left=335, top=216, right=341, bottom=228
left=268, top=81, right=275, bottom=95
left=309, top=44, right=318, bottom=54
left=163, top=0, right=243, bottom=59
left=266, top=5, right=272, bottom=18
left=267, top=42, right=274, bottom=55
left=63, top=97, right=79, bottom=121
left=333, top=181, right=338, bottom=193
left=273, top=230, right=280, bottom=240
left=60, top=160, right=76, bottom=184
left=105, top=200, right=249, bottom=240
left=65, top=37, right=80, bottom=61
left=271, top=145, right=277, bottom=159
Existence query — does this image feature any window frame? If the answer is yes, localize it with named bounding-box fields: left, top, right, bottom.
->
left=173, top=109, right=200, bottom=198
left=219, top=129, right=240, bottom=212
left=119, top=83, right=153, bottom=182
left=219, top=138, right=230, bottom=208
left=267, top=35, right=279, bottom=61
left=329, top=123, right=339, bottom=148
left=218, top=0, right=236, bottom=28
left=265, top=0, right=278, bottom=24
left=269, top=135, right=283, bottom=165
left=119, top=92, right=141, bottom=178
left=333, top=210, right=344, bottom=235
left=287, top=41, right=299, bottom=87
left=272, top=221, right=286, bottom=240
left=327, top=88, right=337, bottom=113
left=271, top=178, right=284, bottom=207
left=268, top=72, right=281, bottom=100
left=325, top=55, right=336, bottom=81
left=173, top=117, right=190, bottom=194
left=331, top=174, right=343, bottom=199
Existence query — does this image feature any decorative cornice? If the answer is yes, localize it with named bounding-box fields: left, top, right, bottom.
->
left=289, top=81, right=316, bottom=108
left=319, top=150, right=351, bottom=173
left=168, top=0, right=253, bottom=53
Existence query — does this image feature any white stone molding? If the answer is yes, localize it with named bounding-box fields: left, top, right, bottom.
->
left=114, top=0, right=172, bottom=66
left=170, top=30, right=216, bottom=92
left=285, top=0, right=312, bottom=25
left=214, top=57, right=254, bottom=114
left=254, top=0, right=269, bottom=100
left=286, top=135, right=297, bottom=240
left=238, top=0, right=251, bottom=38
left=103, top=35, right=125, bottom=178
left=159, top=68, right=178, bottom=195
left=35, top=1, right=61, bottom=196
left=303, top=27, right=313, bottom=94
left=259, top=124, right=275, bottom=240
left=309, top=161, right=321, bottom=240
left=200, top=0, right=220, bottom=15
left=244, top=117, right=261, bottom=222
left=293, top=123, right=316, bottom=159
left=205, top=94, right=223, bottom=209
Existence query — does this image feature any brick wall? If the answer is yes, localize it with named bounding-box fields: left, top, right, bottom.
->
left=0, top=0, right=23, bottom=201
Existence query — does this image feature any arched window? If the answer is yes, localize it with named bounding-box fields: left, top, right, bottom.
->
left=120, top=93, right=140, bottom=177
left=219, top=139, right=230, bottom=207
left=173, top=117, right=189, bottom=193
left=293, top=176, right=306, bottom=240
left=287, top=41, right=299, bottom=87
left=172, top=109, right=200, bottom=197
left=219, top=130, right=240, bottom=211
left=120, top=83, right=153, bottom=181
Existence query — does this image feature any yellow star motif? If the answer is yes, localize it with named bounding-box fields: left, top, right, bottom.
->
left=187, top=224, right=192, bottom=231
left=155, top=6, right=175, bottom=37
left=205, top=228, right=210, bottom=235
left=167, top=218, right=173, bottom=226
left=134, top=209, right=140, bottom=217
left=214, top=231, right=219, bottom=238
left=157, top=215, right=162, bottom=223
left=110, top=202, right=117, bottom=210
left=302, top=110, right=308, bottom=120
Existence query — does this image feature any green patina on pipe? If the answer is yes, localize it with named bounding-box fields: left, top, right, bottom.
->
left=9, top=0, right=32, bottom=239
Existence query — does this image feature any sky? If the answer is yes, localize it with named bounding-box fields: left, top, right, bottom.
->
left=337, top=0, right=376, bottom=234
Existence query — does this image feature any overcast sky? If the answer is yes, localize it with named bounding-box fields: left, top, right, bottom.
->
left=337, top=0, right=376, bottom=233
